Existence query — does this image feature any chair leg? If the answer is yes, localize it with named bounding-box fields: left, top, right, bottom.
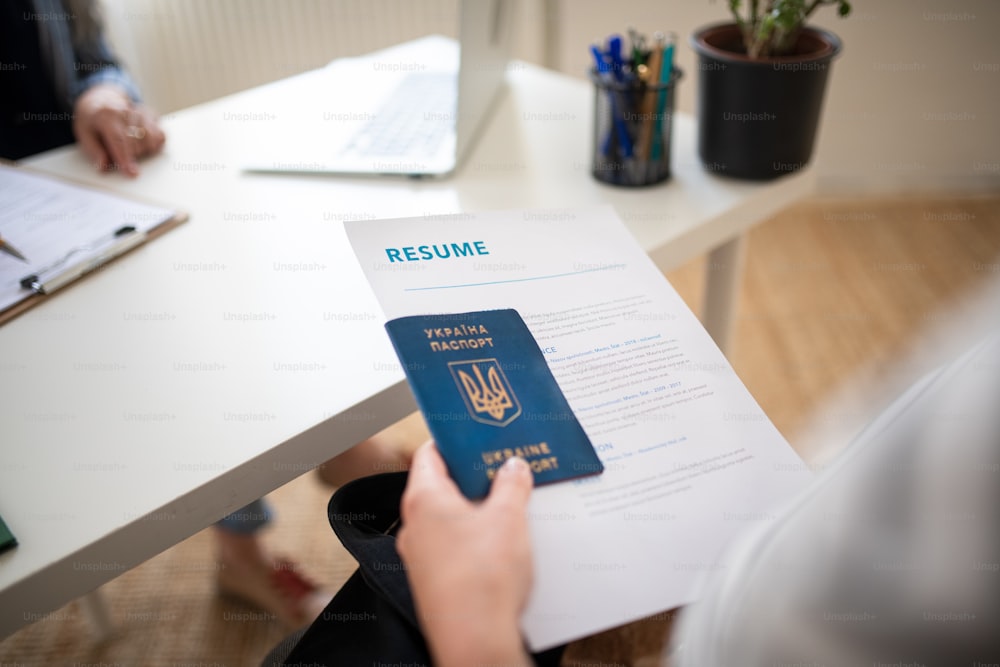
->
left=80, top=589, right=114, bottom=641
left=702, top=233, right=747, bottom=357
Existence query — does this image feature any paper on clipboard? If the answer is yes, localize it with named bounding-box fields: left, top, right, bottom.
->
left=0, top=163, right=186, bottom=323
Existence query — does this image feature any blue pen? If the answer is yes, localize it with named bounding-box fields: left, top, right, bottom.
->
left=607, top=34, right=625, bottom=81
left=605, top=36, right=635, bottom=159
left=591, top=43, right=633, bottom=159
left=590, top=44, right=614, bottom=156
left=590, top=43, right=609, bottom=79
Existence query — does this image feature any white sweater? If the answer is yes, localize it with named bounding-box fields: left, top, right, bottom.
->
left=671, top=313, right=1000, bottom=665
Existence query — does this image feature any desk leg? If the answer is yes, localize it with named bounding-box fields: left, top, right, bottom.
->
left=80, top=589, right=114, bottom=641
left=702, top=233, right=747, bottom=356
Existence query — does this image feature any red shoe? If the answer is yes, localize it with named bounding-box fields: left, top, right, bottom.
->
left=218, top=557, right=332, bottom=628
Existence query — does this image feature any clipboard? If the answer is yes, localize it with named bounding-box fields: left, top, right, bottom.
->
left=0, top=161, right=188, bottom=326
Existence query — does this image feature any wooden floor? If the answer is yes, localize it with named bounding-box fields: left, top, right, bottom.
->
left=2, top=193, right=999, bottom=667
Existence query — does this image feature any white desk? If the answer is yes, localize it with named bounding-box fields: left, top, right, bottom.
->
left=0, top=46, right=813, bottom=639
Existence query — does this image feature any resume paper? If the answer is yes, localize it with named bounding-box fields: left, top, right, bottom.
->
left=345, top=206, right=813, bottom=649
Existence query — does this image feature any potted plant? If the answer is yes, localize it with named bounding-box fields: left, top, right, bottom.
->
left=691, top=0, right=850, bottom=180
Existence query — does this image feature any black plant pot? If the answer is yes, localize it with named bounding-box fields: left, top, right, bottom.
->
left=691, top=23, right=842, bottom=180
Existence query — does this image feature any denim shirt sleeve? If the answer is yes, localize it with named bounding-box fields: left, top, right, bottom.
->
left=71, top=34, right=142, bottom=105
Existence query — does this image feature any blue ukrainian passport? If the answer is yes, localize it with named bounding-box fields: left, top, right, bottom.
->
left=385, top=308, right=603, bottom=499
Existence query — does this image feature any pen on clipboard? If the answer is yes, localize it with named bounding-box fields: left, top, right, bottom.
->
left=0, top=234, right=28, bottom=262
left=20, top=225, right=146, bottom=294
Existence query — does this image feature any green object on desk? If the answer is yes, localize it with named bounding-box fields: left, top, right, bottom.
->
left=651, top=36, right=675, bottom=163
left=0, top=512, right=16, bottom=554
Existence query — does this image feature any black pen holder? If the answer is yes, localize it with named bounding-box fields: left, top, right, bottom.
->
left=589, top=67, right=682, bottom=187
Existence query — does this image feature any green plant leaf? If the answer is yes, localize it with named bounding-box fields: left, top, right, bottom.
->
left=772, top=0, right=806, bottom=28
left=726, top=0, right=845, bottom=58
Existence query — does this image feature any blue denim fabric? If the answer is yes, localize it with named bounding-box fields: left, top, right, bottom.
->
left=216, top=498, right=272, bottom=534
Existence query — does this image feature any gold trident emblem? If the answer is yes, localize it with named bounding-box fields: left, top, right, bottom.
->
left=449, top=359, right=521, bottom=426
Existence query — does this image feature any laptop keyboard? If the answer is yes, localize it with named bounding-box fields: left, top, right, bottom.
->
left=343, top=72, right=457, bottom=158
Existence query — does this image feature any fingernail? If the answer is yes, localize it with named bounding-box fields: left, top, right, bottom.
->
left=499, top=456, right=529, bottom=477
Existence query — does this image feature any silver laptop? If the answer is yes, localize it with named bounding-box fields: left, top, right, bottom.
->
left=243, top=0, right=513, bottom=178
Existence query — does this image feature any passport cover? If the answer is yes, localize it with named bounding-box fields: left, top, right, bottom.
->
left=386, top=308, right=603, bottom=499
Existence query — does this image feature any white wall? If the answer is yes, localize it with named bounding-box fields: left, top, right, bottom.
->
left=550, top=0, right=1000, bottom=194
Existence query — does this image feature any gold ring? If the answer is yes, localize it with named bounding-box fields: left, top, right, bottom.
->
left=125, top=125, right=146, bottom=140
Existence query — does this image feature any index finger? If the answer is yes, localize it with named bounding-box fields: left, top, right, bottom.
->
left=401, top=441, right=466, bottom=517
left=98, top=119, right=138, bottom=176
left=75, top=126, right=110, bottom=171
left=406, top=441, right=452, bottom=491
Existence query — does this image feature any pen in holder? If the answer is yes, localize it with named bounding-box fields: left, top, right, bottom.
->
left=590, top=66, right=682, bottom=187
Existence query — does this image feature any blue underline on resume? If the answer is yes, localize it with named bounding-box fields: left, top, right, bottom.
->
left=402, top=264, right=627, bottom=291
